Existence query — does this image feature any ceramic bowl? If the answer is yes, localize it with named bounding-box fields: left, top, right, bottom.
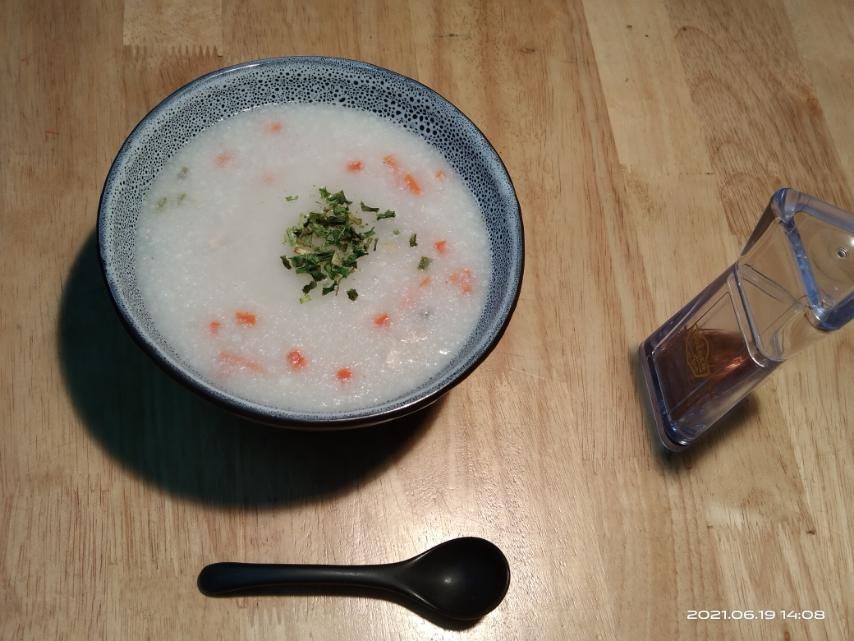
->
left=98, top=57, right=523, bottom=428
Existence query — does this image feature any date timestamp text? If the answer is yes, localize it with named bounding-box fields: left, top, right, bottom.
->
left=686, top=610, right=826, bottom=621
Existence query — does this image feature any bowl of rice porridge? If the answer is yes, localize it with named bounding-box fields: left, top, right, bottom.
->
left=98, top=57, right=523, bottom=428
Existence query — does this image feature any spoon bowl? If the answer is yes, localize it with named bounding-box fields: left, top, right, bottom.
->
left=198, top=537, right=510, bottom=622
left=392, top=537, right=511, bottom=620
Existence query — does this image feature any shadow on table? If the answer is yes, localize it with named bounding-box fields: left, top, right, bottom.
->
left=628, top=347, right=759, bottom=467
left=200, top=584, right=480, bottom=631
left=58, top=232, right=437, bottom=508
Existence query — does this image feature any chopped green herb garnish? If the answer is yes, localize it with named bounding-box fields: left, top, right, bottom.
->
left=409, top=233, right=417, bottom=247
left=393, top=229, right=400, bottom=235
left=360, top=202, right=379, bottom=212
left=156, top=196, right=168, bottom=210
left=347, top=289, right=358, bottom=301
left=285, top=194, right=299, bottom=202
left=418, top=256, right=432, bottom=270
left=282, top=188, right=390, bottom=301
left=376, top=210, right=396, bottom=220
left=318, top=187, right=351, bottom=205
left=177, top=166, right=189, bottom=179
left=299, top=293, right=312, bottom=304
left=177, top=192, right=187, bottom=205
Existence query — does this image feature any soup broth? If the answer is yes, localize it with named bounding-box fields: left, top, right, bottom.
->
left=134, top=104, right=490, bottom=412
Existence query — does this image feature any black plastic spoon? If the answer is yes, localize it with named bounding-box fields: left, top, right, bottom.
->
left=198, top=537, right=510, bottom=621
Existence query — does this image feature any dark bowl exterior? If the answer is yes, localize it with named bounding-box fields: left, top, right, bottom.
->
left=98, top=57, right=523, bottom=429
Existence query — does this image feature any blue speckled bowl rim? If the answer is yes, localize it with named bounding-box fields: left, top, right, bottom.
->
left=98, top=56, right=524, bottom=429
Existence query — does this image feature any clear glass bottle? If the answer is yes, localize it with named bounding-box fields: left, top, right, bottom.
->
left=639, top=188, right=853, bottom=451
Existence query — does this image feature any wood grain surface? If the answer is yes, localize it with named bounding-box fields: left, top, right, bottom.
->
left=1, top=1, right=851, bottom=639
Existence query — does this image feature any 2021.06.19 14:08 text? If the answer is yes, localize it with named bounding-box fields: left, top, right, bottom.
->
left=686, top=610, right=826, bottom=621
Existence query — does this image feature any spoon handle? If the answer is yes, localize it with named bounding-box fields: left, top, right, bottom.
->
left=198, top=562, right=393, bottom=596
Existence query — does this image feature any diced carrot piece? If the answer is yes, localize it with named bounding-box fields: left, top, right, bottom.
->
left=346, top=160, right=364, bottom=172
left=373, top=313, right=391, bottom=328
left=208, top=320, right=222, bottom=335
left=434, top=169, right=446, bottom=181
left=434, top=239, right=447, bottom=254
left=265, top=120, right=284, bottom=134
left=287, top=349, right=307, bottom=370
left=419, top=276, right=432, bottom=288
left=336, top=367, right=353, bottom=382
left=383, top=154, right=399, bottom=169
left=448, top=268, right=474, bottom=294
left=214, top=151, right=235, bottom=168
left=403, top=174, right=422, bottom=195
left=235, top=310, right=257, bottom=326
left=217, top=351, right=266, bottom=374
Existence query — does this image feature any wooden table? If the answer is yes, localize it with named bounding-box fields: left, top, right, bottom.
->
left=2, top=1, right=851, bottom=639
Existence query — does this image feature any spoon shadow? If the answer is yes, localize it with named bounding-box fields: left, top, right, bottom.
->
left=58, top=231, right=438, bottom=508
left=210, top=585, right=480, bottom=630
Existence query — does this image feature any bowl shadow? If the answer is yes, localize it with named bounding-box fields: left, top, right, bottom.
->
left=59, top=232, right=438, bottom=508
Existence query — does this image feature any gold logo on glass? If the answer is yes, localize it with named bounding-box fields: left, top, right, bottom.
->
left=685, top=326, right=710, bottom=378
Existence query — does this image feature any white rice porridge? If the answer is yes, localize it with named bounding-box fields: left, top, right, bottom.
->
left=134, top=103, right=490, bottom=412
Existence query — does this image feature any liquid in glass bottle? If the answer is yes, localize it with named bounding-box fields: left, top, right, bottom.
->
left=639, top=188, right=853, bottom=450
